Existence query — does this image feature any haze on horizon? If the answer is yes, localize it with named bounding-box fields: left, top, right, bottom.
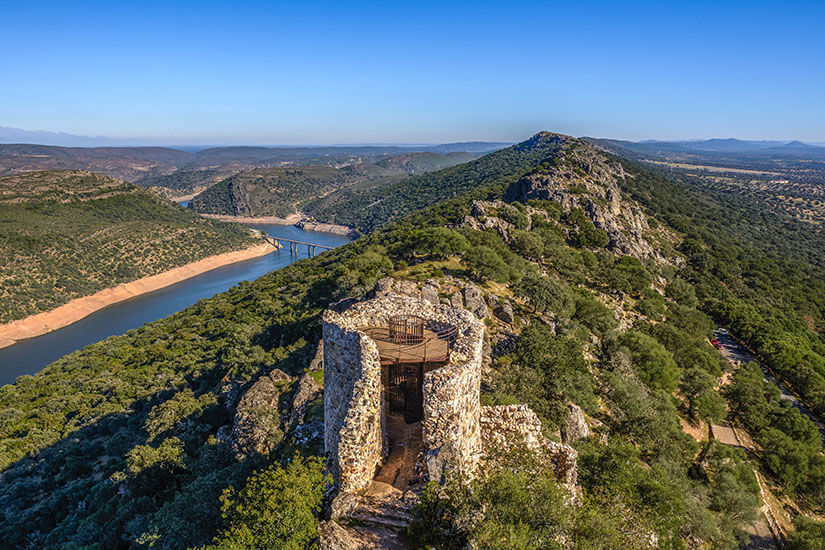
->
left=1, top=0, right=824, bottom=145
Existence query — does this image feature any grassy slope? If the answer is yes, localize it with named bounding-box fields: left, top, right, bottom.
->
left=0, top=171, right=257, bottom=323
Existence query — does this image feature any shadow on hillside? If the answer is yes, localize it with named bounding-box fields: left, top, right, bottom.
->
left=0, top=368, right=268, bottom=549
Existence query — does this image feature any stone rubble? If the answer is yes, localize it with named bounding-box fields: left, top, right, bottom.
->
left=480, top=404, right=578, bottom=488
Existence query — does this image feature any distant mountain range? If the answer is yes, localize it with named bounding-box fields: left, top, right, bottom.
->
left=586, top=137, right=825, bottom=159
left=0, top=126, right=151, bottom=147
left=0, top=139, right=507, bottom=186
left=0, top=126, right=510, bottom=152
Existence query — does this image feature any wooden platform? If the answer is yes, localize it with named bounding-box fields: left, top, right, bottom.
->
left=362, top=327, right=449, bottom=364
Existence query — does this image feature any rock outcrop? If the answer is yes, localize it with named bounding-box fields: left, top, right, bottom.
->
left=290, top=371, right=322, bottom=426
left=502, top=136, right=660, bottom=261
left=481, top=404, right=578, bottom=488
left=562, top=403, right=590, bottom=444
left=230, top=373, right=289, bottom=459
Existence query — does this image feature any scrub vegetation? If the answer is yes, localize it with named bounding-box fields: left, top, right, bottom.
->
left=2, top=134, right=824, bottom=547
left=0, top=170, right=257, bottom=323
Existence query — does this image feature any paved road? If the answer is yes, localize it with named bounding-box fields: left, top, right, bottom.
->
left=714, top=328, right=825, bottom=443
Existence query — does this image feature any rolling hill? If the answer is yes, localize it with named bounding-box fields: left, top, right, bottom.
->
left=0, top=170, right=257, bottom=323
left=188, top=151, right=479, bottom=219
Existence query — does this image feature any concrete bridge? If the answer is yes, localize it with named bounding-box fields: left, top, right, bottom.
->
left=263, top=235, right=334, bottom=257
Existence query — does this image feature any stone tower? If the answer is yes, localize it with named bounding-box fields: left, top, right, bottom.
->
left=322, top=294, right=485, bottom=493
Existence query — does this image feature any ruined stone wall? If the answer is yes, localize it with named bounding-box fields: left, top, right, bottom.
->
left=323, top=294, right=485, bottom=490
left=421, top=320, right=484, bottom=484
left=480, top=404, right=578, bottom=487
left=323, top=317, right=384, bottom=493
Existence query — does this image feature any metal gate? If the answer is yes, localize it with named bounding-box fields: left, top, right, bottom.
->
left=387, top=361, right=424, bottom=423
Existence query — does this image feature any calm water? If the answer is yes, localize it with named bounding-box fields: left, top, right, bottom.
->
left=0, top=224, right=351, bottom=385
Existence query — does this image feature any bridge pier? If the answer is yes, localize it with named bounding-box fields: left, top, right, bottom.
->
left=262, top=236, right=334, bottom=256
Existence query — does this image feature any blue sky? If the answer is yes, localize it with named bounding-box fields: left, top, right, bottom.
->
left=1, top=1, right=823, bottom=144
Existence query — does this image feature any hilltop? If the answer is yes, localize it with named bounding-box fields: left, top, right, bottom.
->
left=0, top=170, right=258, bottom=324
left=1, top=134, right=825, bottom=547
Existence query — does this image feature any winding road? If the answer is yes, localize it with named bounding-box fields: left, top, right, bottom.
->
left=714, top=328, right=825, bottom=444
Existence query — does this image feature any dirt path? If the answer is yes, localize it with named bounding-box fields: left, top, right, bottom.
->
left=0, top=242, right=274, bottom=349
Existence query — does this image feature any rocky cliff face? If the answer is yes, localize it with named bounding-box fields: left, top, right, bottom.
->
left=504, top=135, right=660, bottom=261
left=230, top=372, right=289, bottom=459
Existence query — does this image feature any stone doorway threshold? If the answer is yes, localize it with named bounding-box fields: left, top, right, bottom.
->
left=368, top=414, right=422, bottom=497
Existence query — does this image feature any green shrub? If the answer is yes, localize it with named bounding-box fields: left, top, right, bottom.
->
left=203, top=456, right=328, bottom=550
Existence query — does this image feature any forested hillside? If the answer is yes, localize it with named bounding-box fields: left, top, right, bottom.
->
left=188, top=151, right=477, bottom=219
left=2, top=134, right=824, bottom=548
left=133, top=167, right=240, bottom=198
left=303, top=133, right=569, bottom=231
left=0, top=171, right=257, bottom=323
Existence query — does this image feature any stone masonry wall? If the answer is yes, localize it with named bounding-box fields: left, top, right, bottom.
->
left=323, top=294, right=485, bottom=491
left=322, top=318, right=384, bottom=493
left=480, top=404, right=578, bottom=487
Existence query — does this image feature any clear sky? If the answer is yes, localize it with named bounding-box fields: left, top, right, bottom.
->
left=1, top=0, right=823, bottom=144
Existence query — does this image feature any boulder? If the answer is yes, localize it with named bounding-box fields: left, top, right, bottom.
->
left=394, top=279, right=419, bottom=298
left=420, top=284, right=439, bottom=305
left=450, top=292, right=463, bottom=308
left=374, top=277, right=394, bottom=297
left=329, top=491, right=360, bottom=521
left=463, top=283, right=489, bottom=319
left=269, top=368, right=291, bottom=383
left=290, top=371, right=322, bottom=426
left=231, top=374, right=286, bottom=459
left=318, top=520, right=369, bottom=550
left=562, top=403, right=590, bottom=443
left=493, top=302, right=515, bottom=324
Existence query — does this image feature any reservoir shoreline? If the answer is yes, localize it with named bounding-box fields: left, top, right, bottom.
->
left=199, top=213, right=356, bottom=236
left=0, top=241, right=274, bottom=349
left=0, top=224, right=352, bottom=385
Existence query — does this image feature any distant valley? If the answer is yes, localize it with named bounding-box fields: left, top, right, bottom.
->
left=187, top=151, right=477, bottom=219
left=589, top=137, right=825, bottom=226
left=0, top=142, right=504, bottom=197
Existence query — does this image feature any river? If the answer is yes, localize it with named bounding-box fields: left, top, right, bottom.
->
left=0, top=223, right=351, bottom=385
